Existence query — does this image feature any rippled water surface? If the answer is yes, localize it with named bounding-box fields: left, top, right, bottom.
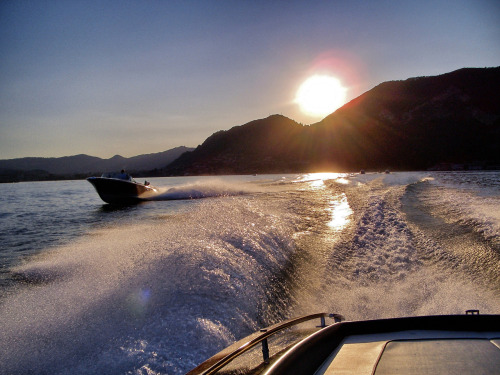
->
left=0, top=172, right=499, bottom=374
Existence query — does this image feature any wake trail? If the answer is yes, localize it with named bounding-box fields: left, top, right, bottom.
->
left=146, top=180, right=262, bottom=201
left=290, top=174, right=500, bottom=321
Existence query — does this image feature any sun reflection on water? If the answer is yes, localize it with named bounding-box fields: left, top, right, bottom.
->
left=299, top=173, right=349, bottom=189
left=328, top=193, right=352, bottom=231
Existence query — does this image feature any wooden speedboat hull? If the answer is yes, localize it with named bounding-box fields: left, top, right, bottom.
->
left=266, top=313, right=500, bottom=375
left=87, top=177, right=157, bottom=204
left=188, top=312, right=500, bottom=375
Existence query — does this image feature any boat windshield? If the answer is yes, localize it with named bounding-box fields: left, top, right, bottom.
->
left=101, top=172, right=133, bottom=181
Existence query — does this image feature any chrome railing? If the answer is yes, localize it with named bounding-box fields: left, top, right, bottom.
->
left=188, top=312, right=344, bottom=375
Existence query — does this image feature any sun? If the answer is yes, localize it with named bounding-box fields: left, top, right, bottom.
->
left=295, top=75, right=347, bottom=118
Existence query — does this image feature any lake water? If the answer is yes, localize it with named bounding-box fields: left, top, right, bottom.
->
left=0, top=172, right=499, bottom=374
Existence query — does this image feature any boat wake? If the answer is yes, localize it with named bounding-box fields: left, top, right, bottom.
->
left=0, top=191, right=298, bottom=374
left=287, top=173, right=500, bottom=322
left=146, top=180, right=261, bottom=201
left=1, top=172, right=499, bottom=374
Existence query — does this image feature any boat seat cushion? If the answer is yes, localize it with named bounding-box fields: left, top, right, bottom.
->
left=374, top=339, right=500, bottom=375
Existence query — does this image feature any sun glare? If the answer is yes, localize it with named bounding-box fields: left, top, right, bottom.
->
left=295, top=75, right=347, bottom=118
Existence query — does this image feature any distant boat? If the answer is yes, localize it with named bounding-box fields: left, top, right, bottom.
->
left=360, top=169, right=366, bottom=174
left=87, top=171, right=158, bottom=204
left=385, top=169, right=390, bottom=174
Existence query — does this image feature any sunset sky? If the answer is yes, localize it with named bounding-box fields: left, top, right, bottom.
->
left=1, top=0, right=499, bottom=159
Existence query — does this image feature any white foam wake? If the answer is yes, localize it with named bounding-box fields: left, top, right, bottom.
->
left=0, top=195, right=298, bottom=374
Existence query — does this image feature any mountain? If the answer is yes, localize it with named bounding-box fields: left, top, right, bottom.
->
left=163, top=115, right=308, bottom=175
left=0, top=146, right=193, bottom=182
left=164, top=67, right=500, bottom=175
left=312, top=67, right=500, bottom=170
left=3, top=67, right=499, bottom=181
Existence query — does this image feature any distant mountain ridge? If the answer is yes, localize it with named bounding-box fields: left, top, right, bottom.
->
left=2, top=67, right=499, bottom=182
left=313, top=67, right=500, bottom=170
left=164, top=67, right=500, bottom=174
left=163, top=115, right=307, bottom=175
left=0, top=146, right=193, bottom=181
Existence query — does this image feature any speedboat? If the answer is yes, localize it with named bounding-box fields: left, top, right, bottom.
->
left=87, top=172, right=158, bottom=204
left=187, top=310, right=500, bottom=374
